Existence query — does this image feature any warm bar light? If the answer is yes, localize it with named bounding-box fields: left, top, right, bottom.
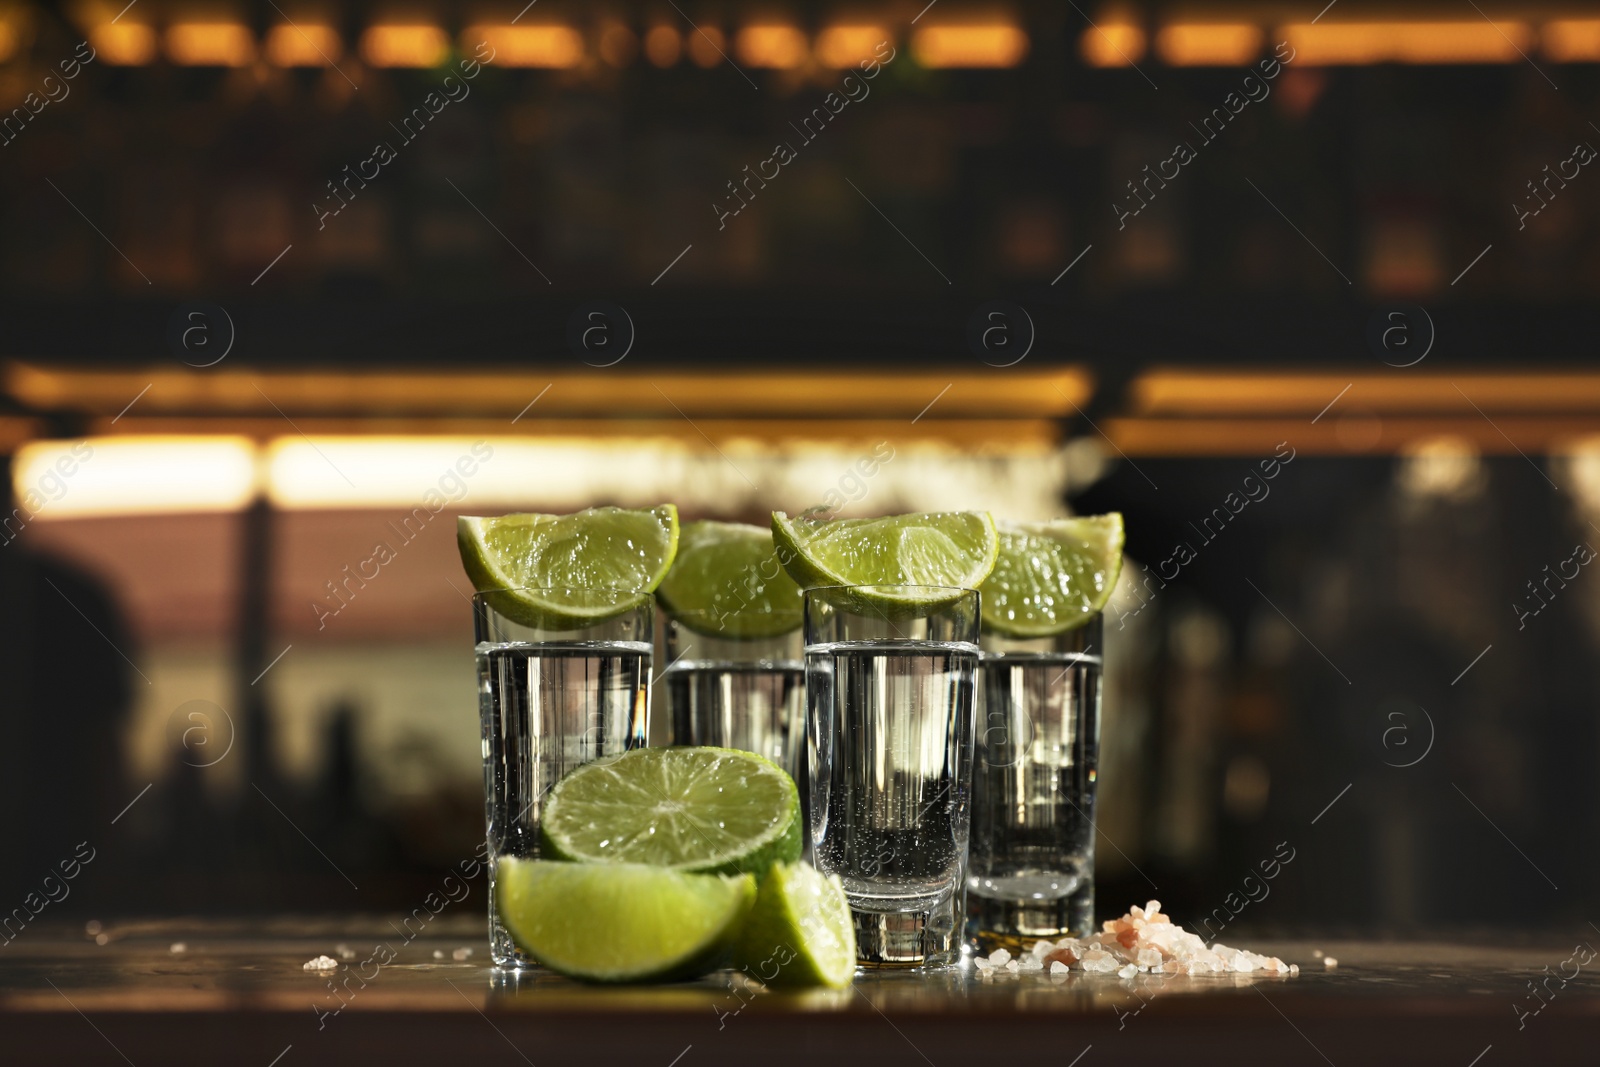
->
left=0, top=21, right=18, bottom=63
left=912, top=24, right=1028, bottom=68
left=815, top=24, right=889, bottom=67
left=644, top=24, right=680, bottom=66
left=735, top=25, right=808, bottom=69
left=13, top=437, right=258, bottom=518
left=1543, top=19, right=1600, bottom=62
left=360, top=24, right=449, bottom=68
left=1129, top=371, right=1600, bottom=417
left=1081, top=20, right=1145, bottom=67
left=166, top=22, right=256, bottom=67
left=467, top=24, right=584, bottom=68
left=91, top=22, right=158, bottom=65
left=1278, top=21, right=1534, bottom=65
left=265, top=23, right=343, bottom=66
left=1156, top=23, right=1262, bottom=66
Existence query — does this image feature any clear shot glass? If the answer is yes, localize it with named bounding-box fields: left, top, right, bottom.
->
left=662, top=610, right=805, bottom=783
left=965, top=615, right=1103, bottom=953
left=473, top=587, right=653, bottom=967
left=804, top=586, right=980, bottom=969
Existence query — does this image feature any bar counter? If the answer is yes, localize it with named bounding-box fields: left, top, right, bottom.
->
left=3, top=916, right=1593, bottom=1065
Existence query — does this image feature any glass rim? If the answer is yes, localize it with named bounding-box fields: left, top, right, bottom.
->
left=470, top=585, right=656, bottom=602
left=802, top=583, right=978, bottom=595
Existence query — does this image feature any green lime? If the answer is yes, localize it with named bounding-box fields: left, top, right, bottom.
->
left=457, top=505, right=678, bottom=629
left=657, top=521, right=803, bottom=639
left=733, top=861, right=856, bottom=989
left=496, top=858, right=755, bottom=983
left=540, top=747, right=801, bottom=877
left=770, top=510, right=998, bottom=610
left=980, top=514, right=1125, bottom=637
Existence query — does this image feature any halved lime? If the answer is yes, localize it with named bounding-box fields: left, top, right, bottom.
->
left=979, top=514, right=1125, bottom=637
left=457, top=505, right=678, bottom=629
left=733, top=861, right=856, bottom=989
left=540, top=747, right=801, bottom=877
left=770, top=510, right=998, bottom=609
left=496, top=858, right=755, bottom=983
left=657, top=521, right=803, bottom=639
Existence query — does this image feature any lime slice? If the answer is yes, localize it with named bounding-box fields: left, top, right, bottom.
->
left=770, top=511, right=998, bottom=610
left=733, top=861, right=856, bottom=989
left=980, top=514, right=1125, bottom=637
left=540, top=747, right=801, bottom=877
left=657, top=521, right=803, bottom=639
left=457, top=505, right=678, bottom=629
left=496, top=858, right=755, bottom=983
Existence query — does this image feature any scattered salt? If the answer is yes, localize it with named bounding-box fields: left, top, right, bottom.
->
left=335, top=944, right=356, bottom=961
left=169, top=942, right=186, bottom=954
left=452, top=947, right=474, bottom=961
left=982, top=899, right=1301, bottom=983
left=85, top=921, right=102, bottom=936
left=303, top=955, right=339, bottom=972
left=94, top=934, right=109, bottom=946
left=432, top=950, right=445, bottom=959
left=1324, top=957, right=1338, bottom=970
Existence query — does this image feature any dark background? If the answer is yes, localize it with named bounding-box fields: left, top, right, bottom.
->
left=0, top=0, right=1595, bottom=937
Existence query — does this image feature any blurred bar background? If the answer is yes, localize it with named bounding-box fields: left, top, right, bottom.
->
left=2, top=0, right=1597, bottom=933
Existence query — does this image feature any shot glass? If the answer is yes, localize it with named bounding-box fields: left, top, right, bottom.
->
left=662, top=611, right=805, bottom=782
left=474, top=587, right=652, bottom=968
left=966, top=615, right=1103, bottom=953
left=805, top=586, right=980, bottom=969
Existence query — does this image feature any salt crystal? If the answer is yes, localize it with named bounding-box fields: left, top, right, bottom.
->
left=303, top=955, right=339, bottom=971
left=432, top=950, right=445, bottom=959
left=1117, top=964, right=1138, bottom=979
left=1324, top=957, right=1338, bottom=970
left=989, top=948, right=1012, bottom=966
left=452, top=947, right=473, bottom=961
left=1019, top=957, right=1043, bottom=973
left=169, top=942, right=186, bottom=954
left=1289, top=964, right=1300, bottom=976
left=1050, top=961, right=1069, bottom=975
left=1312, top=949, right=1324, bottom=959
left=1030, top=940, right=1054, bottom=959
left=1006, top=960, right=1020, bottom=973
left=973, top=956, right=994, bottom=971
left=1136, top=948, right=1162, bottom=969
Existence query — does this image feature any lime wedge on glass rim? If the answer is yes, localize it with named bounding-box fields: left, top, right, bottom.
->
left=770, top=510, right=999, bottom=610
left=733, top=861, right=856, bottom=989
left=979, top=514, right=1125, bottom=637
left=657, top=521, right=803, bottom=639
left=539, top=747, right=802, bottom=877
left=496, top=858, right=755, bottom=983
left=456, top=505, right=678, bottom=629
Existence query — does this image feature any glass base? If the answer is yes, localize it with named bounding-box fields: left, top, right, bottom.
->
left=964, top=882, right=1094, bottom=956
left=851, top=898, right=961, bottom=969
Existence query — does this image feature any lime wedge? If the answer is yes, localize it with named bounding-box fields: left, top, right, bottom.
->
left=457, top=505, right=678, bottom=629
left=496, top=858, right=755, bottom=983
left=540, top=747, right=801, bottom=877
left=657, top=521, right=803, bottom=639
left=733, top=861, right=856, bottom=989
left=979, top=514, right=1125, bottom=637
left=770, top=510, right=998, bottom=609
